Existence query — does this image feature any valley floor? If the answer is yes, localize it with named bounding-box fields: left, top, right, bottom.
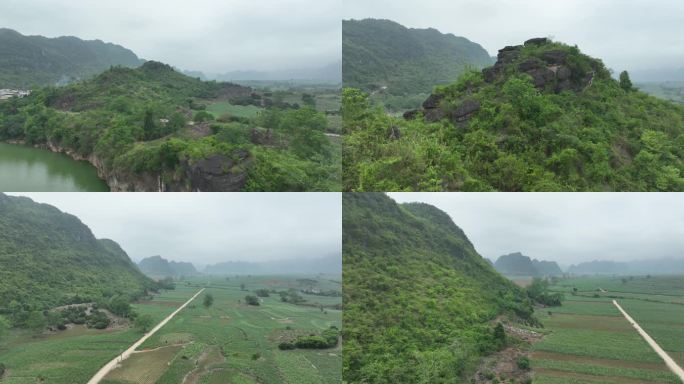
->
left=0, top=275, right=341, bottom=384
left=531, top=276, right=684, bottom=384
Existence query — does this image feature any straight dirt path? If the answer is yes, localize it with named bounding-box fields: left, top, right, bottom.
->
left=86, top=288, right=205, bottom=384
left=613, top=300, right=684, bottom=383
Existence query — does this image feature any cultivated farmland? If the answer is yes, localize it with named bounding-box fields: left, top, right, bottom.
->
left=531, top=275, right=684, bottom=384
left=0, top=275, right=341, bottom=384
left=101, top=275, right=342, bottom=384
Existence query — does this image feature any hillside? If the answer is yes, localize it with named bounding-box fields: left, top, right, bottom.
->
left=204, top=254, right=341, bottom=276
left=0, top=61, right=340, bottom=191
left=343, top=38, right=684, bottom=191
left=494, top=252, right=563, bottom=277
left=342, top=19, right=493, bottom=95
left=138, top=255, right=199, bottom=278
left=0, top=193, right=155, bottom=312
left=343, top=193, right=535, bottom=382
left=0, top=28, right=143, bottom=88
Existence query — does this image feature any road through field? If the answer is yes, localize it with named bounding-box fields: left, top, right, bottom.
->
left=613, top=300, right=684, bottom=383
left=86, top=288, right=205, bottom=384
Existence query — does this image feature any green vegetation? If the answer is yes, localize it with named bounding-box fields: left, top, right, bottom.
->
left=531, top=275, right=684, bottom=383
left=343, top=193, right=537, bottom=383
left=0, top=288, right=193, bottom=383
left=105, top=276, right=342, bottom=384
left=0, top=193, right=157, bottom=331
left=343, top=40, right=684, bottom=191
left=343, top=19, right=493, bottom=107
left=0, top=61, right=340, bottom=191
left=0, top=276, right=342, bottom=383
left=203, top=293, right=214, bottom=308
left=0, top=28, right=143, bottom=88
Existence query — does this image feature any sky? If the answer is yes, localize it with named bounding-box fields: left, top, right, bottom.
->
left=344, top=0, right=684, bottom=75
left=0, top=0, right=341, bottom=74
left=388, top=192, right=684, bottom=266
left=8, top=193, right=342, bottom=266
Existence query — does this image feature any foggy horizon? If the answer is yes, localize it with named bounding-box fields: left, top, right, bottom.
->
left=387, top=192, right=684, bottom=266
left=344, top=0, right=684, bottom=77
left=0, top=0, right=342, bottom=74
left=7, top=193, right=342, bottom=266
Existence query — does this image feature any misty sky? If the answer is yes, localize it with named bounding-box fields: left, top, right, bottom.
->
left=0, top=0, right=341, bottom=74
left=388, top=193, right=684, bottom=267
left=8, top=193, right=341, bottom=266
left=344, top=0, right=684, bottom=74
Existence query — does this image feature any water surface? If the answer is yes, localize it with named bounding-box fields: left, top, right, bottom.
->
left=0, top=142, right=109, bottom=191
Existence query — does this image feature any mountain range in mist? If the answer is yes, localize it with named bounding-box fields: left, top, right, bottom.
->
left=184, top=60, right=342, bottom=84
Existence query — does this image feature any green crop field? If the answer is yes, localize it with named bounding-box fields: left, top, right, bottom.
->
left=206, top=101, right=263, bottom=119
left=102, top=275, right=342, bottom=384
left=0, top=290, right=193, bottom=384
left=531, top=275, right=684, bottom=384
left=0, top=275, right=341, bottom=384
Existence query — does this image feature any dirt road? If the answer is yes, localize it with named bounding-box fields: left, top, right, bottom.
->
left=86, top=288, right=205, bottom=384
left=613, top=300, right=684, bottom=382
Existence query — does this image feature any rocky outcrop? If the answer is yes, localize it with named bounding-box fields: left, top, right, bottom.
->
left=186, top=149, right=252, bottom=192
left=482, top=39, right=595, bottom=93
left=407, top=38, right=600, bottom=125
left=450, top=100, right=481, bottom=122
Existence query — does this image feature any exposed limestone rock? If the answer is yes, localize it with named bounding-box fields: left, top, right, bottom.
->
left=387, top=126, right=401, bottom=140
left=403, top=109, right=419, bottom=120
left=524, top=37, right=549, bottom=46
left=450, top=100, right=481, bottom=123
left=187, top=149, right=252, bottom=192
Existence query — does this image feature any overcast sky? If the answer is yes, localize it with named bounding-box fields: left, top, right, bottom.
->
left=344, top=0, right=684, bottom=73
left=0, top=0, right=341, bottom=74
left=8, top=193, right=341, bottom=266
left=388, top=193, right=684, bottom=267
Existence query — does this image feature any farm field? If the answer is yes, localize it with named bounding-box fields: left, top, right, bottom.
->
left=0, top=289, right=195, bottom=384
left=531, top=276, right=684, bottom=384
left=0, top=275, right=340, bottom=384
left=101, top=275, right=342, bottom=384
left=206, top=102, right=263, bottom=119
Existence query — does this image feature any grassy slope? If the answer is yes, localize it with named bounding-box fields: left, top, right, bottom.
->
left=343, top=193, right=535, bottom=383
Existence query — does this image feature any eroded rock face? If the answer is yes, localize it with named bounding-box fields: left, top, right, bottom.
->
left=483, top=40, right=594, bottom=93
left=187, top=150, right=252, bottom=192
left=524, top=37, right=549, bottom=46
left=451, top=100, right=481, bottom=123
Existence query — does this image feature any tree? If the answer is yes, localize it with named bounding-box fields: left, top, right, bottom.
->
left=619, top=70, right=633, bottom=91
left=26, top=311, right=47, bottom=335
left=245, top=295, right=260, bottom=306
left=108, top=296, right=132, bottom=317
left=240, top=283, right=246, bottom=291
left=203, top=293, right=214, bottom=308
left=0, top=315, right=10, bottom=341
left=135, top=314, right=154, bottom=333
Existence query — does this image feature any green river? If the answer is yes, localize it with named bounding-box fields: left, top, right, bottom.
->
left=0, top=142, right=109, bottom=191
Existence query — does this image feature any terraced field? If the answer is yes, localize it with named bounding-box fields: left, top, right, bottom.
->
left=101, top=275, right=342, bottom=384
left=531, top=276, right=684, bottom=384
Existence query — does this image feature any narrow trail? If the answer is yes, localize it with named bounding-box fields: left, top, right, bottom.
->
left=612, top=300, right=684, bottom=383
left=86, top=288, right=205, bottom=384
